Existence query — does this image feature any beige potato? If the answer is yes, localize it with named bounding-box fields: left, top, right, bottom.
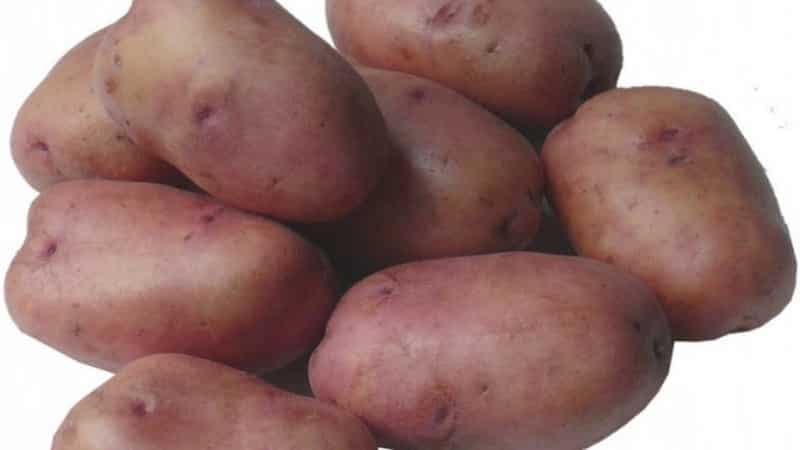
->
left=93, top=0, right=390, bottom=222
left=311, top=67, right=543, bottom=276
left=543, top=87, right=796, bottom=340
left=5, top=180, right=338, bottom=372
left=310, top=252, right=672, bottom=450
left=10, top=28, right=181, bottom=191
left=327, top=0, right=622, bottom=130
left=52, top=354, right=377, bottom=450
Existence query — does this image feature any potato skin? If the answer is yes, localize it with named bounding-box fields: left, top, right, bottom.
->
left=94, top=0, right=390, bottom=222
left=326, top=0, right=622, bottom=129
left=543, top=87, right=797, bottom=340
left=310, top=252, right=672, bottom=450
left=5, top=180, right=338, bottom=372
left=312, top=68, right=543, bottom=276
left=52, top=354, right=377, bottom=450
left=10, top=29, right=181, bottom=191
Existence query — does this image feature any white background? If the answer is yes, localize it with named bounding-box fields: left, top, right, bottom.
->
left=0, top=1, right=797, bottom=449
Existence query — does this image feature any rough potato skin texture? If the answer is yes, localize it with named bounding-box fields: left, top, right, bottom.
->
left=312, top=67, right=543, bottom=276
left=326, top=0, right=622, bottom=130
left=543, top=87, right=797, bottom=340
left=52, top=354, right=377, bottom=450
left=310, top=252, right=672, bottom=450
left=5, top=180, right=338, bottom=373
left=10, top=28, right=180, bottom=191
left=94, top=0, right=390, bottom=222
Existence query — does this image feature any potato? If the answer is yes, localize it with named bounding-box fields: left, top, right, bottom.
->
left=93, top=0, right=390, bottom=222
left=310, top=252, right=672, bottom=450
left=52, top=354, right=377, bottom=450
left=326, top=0, right=622, bottom=129
left=542, top=87, right=796, bottom=340
left=311, top=67, right=543, bottom=276
left=10, top=28, right=181, bottom=191
left=5, top=180, right=338, bottom=372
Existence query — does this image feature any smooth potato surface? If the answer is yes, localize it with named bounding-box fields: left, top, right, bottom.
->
left=5, top=180, right=338, bottom=372
left=543, top=87, right=796, bottom=340
left=10, top=29, right=180, bottom=191
left=312, top=68, right=543, bottom=276
left=310, top=252, right=672, bottom=450
left=94, top=0, right=390, bottom=222
left=327, top=0, right=622, bottom=129
left=52, top=354, right=377, bottom=450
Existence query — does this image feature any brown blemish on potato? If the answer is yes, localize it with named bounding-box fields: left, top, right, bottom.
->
left=429, top=2, right=464, bottom=27
left=632, top=322, right=643, bottom=334
left=652, top=340, right=667, bottom=360
left=400, top=47, right=413, bottom=61
left=113, top=53, right=122, bottom=68
left=130, top=398, right=155, bottom=417
left=70, top=322, right=82, bottom=337
left=183, top=232, right=194, bottom=241
left=668, top=152, right=690, bottom=166
left=201, top=206, right=226, bottom=224
left=104, top=78, right=117, bottom=94
left=485, top=40, right=500, bottom=54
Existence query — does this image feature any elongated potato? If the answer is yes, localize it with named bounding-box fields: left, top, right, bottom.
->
left=327, top=0, right=622, bottom=129
left=310, top=252, right=673, bottom=450
left=94, top=0, right=390, bottom=222
left=10, top=29, right=181, bottom=191
left=312, top=68, right=543, bottom=276
left=543, top=87, right=796, bottom=340
left=5, top=180, right=338, bottom=372
left=53, top=354, right=377, bottom=450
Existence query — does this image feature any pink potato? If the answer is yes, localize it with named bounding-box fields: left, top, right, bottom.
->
left=93, top=0, right=391, bottom=222
left=327, top=0, right=622, bottom=129
left=310, top=252, right=673, bottom=450
left=5, top=180, right=338, bottom=372
left=543, top=87, right=796, bottom=340
left=53, top=354, right=377, bottom=450
left=311, top=67, right=543, bottom=276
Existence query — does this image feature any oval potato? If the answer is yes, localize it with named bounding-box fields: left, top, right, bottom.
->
left=310, top=252, right=672, bottom=450
left=5, top=180, right=338, bottom=372
left=543, top=87, right=797, bottom=340
left=327, top=0, right=622, bottom=129
left=312, top=67, right=543, bottom=276
left=93, top=0, right=390, bottom=222
left=53, top=354, right=376, bottom=450
left=10, top=28, right=180, bottom=191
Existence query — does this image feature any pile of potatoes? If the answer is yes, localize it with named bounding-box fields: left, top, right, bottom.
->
left=5, top=1, right=796, bottom=449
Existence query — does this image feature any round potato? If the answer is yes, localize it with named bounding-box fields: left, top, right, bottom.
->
left=310, top=252, right=673, bottom=450
left=5, top=180, right=338, bottom=373
left=542, top=87, right=796, bottom=340
left=10, top=28, right=181, bottom=191
left=53, top=354, right=377, bottom=450
left=311, top=67, right=543, bottom=276
left=326, top=0, right=622, bottom=129
left=94, top=0, right=390, bottom=222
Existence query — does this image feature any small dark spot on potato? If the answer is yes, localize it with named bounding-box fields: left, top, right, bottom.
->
left=70, top=322, right=82, bottom=337
left=31, top=141, right=49, bottom=153
left=113, top=53, right=122, bottom=67
left=480, top=384, right=490, bottom=395
left=668, top=153, right=689, bottom=166
left=409, top=87, right=427, bottom=102
left=429, top=2, right=463, bottom=27
left=202, top=215, right=216, bottom=224
left=583, top=43, right=594, bottom=58
left=485, top=41, right=500, bottom=54
left=201, top=207, right=225, bottom=224
left=124, top=120, right=131, bottom=127
left=400, top=47, right=413, bottom=61
left=632, top=322, right=643, bottom=333
left=183, top=232, right=194, bottom=241
left=104, top=78, right=117, bottom=94
left=659, top=128, right=680, bottom=141
left=136, top=329, right=146, bottom=337
left=378, top=286, right=394, bottom=297
left=131, top=401, right=150, bottom=417
left=42, top=242, right=58, bottom=258
left=194, top=106, right=215, bottom=125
